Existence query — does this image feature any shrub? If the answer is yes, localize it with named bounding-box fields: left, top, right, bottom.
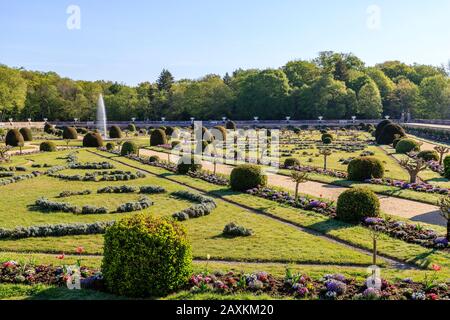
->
left=171, top=140, right=181, bottom=149
left=177, top=155, right=202, bottom=174
left=97, top=185, right=137, bottom=194
left=376, top=123, right=406, bottom=145
left=321, top=133, right=334, bottom=143
left=116, top=196, right=153, bottom=213
left=165, top=126, right=175, bottom=136
left=62, top=127, right=78, bottom=140
left=121, top=141, right=138, bottom=156
left=127, top=123, right=136, bottom=132
left=347, top=157, right=384, bottom=181
left=5, top=129, right=24, bottom=147
left=336, top=188, right=380, bottom=223
left=444, top=156, right=450, bottom=179
left=81, top=205, right=109, bottom=214
left=171, top=191, right=217, bottom=221
left=375, top=119, right=392, bottom=139
left=226, top=120, right=236, bottom=130
left=39, top=141, right=57, bottom=152
left=223, top=222, right=253, bottom=237
left=392, top=137, right=401, bottom=148
left=149, top=155, right=160, bottom=163
left=230, top=164, right=267, bottom=191
left=83, top=132, right=104, bottom=147
left=212, top=126, right=227, bottom=141
left=59, top=190, right=91, bottom=198
left=417, top=150, right=439, bottom=162
left=44, top=123, right=54, bottom=134
left=150, top=129, right=168, bottom=146
left=19, top=128, right=33, bottom=141
left=77, top=127, right=88, bottom=134
left=139, top=185, right=166, bottom=194
left=395, top=138, right=421, bottom=154
left=284, top=158, right=300, bottom=168
left=102, top=215, right=192, bottom=297
left=109, top=125, right=122, bottom=139
left=106, top=142, right=116, bottom=151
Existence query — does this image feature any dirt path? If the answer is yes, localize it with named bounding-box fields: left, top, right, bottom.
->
left=139, top=148, right=445, bottom=227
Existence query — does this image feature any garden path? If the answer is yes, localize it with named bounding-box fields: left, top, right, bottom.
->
left=139, top=148, right=445, bottom=226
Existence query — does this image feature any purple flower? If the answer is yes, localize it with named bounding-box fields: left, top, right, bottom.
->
left=364, top=217, right=383, bottom=225
left=434, top=237, right=449, bottom=247
left=325, top=279, right=347, bottom=295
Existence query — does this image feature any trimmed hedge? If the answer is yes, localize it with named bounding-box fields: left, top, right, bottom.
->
left=127, top=123, right=136, bottom=132
left=102, top=215, right=192, bottom=297
left=121, top=141, right=138, bottom=156
left=171, top=191, right=217, bottom=221
left=5, top=129, right=24, bottom=147
left=375, top=119, right=392, bottom=139
left=109, top=125, right=122, bottom=139
left=223, top=222, right=253, bottom=237
left=149, top=155, right=160, bottom=163
left=321, top=133, right=334, bottom=143
left=444, top=155, right=450, bottom=179
left=377, top=123, right=406, bottom=145
left=62, top=127, right=78, bottom=140
left=177, top=155, right=202, bottom=174
left=395, top=138, right=421, bottom=154
left=226, top=120, right=236, bottom=130
left=44, top=123, right=54, bottom=134
left=150, top=129, right=168, bottom=146
left=83, top=132, right=104, bottom=147
left=417, top=150, right=439, bottom=162
left=106, top=142, right=116, bottom=151
left=284, top=158, right=300, bottom=168
left=336, top=188, right=380, bottom=223
left=39, top=141, right=57, bottom=152
left=347, top=157, right=384, bottom=181
left=19, top=128, right=33, bottom=141
left=116, top=196, right=153, bottom=213
left=230, top=164, right=267, bottom=191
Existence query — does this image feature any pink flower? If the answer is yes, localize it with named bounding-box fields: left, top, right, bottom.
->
left=56, top=253, right=65, bottom=260
left=432, top=264, right=441, bottom=272
left=2, top=261, right=16, bottom=268
left=75, top=246, right=84, bottom=254
left=428, top=293, right=439, bottom=300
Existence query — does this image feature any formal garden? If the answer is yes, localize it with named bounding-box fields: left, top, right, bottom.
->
left=0, top=120, right=450, bottom=300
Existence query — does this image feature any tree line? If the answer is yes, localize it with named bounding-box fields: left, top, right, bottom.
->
left=1, top=51, right=449, bottom=122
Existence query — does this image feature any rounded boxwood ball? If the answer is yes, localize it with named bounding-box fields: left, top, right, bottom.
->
left=109, top=125, right=122, bottom=139
left=127, top=123, right=136, bottom=132
left=230, top=164, right=267, bottom=191
left=121, top=141, right=138, bottom=156
left=376, top=123, right=406, bottom=145
left=417, top=150, right=439, bottom=162
left=226, top=120, right=236, bottom=130
left=150, top=129, right=168, bottom=146
left=336, top=188, right=380, bottom=223
left=5, top=129, right=24, bottom=147
left=284, top=157, right=300, bottom=168
left=375, top=119, right=392, bottom=139
left=149, top=155, right=160, bottom=163
left=347, top=157, right=384, bottom=181
left=106, top=142, right=116, bottom=151
left=177, top=155, right=202, bottom=174
left=19, top=128, right=33, bottom=141
left=82, top=132, right=104, bottom=147
left=39, top=141, right=56, bottom=152
left=395, top=138, right=421, bottom=154
left=62, top=126, right=78, bottom=140
left=321, top=133, right=334, bottom=143
left=44, top=123, right=54, bottom=134
left=102, top=215, right=192, bottom=297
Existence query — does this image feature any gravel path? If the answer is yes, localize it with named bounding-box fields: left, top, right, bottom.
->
left=139, top=148, right=445, bottom=226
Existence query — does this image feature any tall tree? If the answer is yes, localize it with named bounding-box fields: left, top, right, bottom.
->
left=157, top=69, right=174, bottom=92
left=357, top=79, right=383, bottom=119
left=0, top=65, right=27, bottom=120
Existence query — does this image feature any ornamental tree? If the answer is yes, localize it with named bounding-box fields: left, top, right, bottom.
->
left=290, top=171, right=309, bottom=201
left=399, top=157, right=427, bottom=183
left=319, top=148, right=333, bottom=170
left=438, top=196, right=450, bottom=241
left=434, top=146, right=449, bottom=165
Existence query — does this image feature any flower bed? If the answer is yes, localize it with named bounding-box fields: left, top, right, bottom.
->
left=246, top=187, right=336, bottom=217
left=97, top=185, right=137, bottom=194
left=69, top=161, right=115, bottom=170
left=49, top=170, right=146, bottom=182
left=116, top=196, right=153, bottom=213
left=365, top=178, right=450, bottom=195
left=283, top=164, right=348, bottom=179
left=363, top=217, right=449, bottom=250
left=171, top=191, right=217, bottom=221
left=58, top=190, right=92, bottom=198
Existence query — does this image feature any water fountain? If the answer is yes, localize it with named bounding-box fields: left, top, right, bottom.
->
left=96, top=94, right=107, bottom=138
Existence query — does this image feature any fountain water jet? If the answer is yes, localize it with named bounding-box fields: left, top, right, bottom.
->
left=96, top=94, right=107, bottom=138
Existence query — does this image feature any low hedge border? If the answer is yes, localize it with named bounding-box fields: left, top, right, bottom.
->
left=171, top=190, right=217, bottom=221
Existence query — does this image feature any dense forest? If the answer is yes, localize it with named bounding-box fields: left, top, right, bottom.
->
left=1, top=51, right=449, bottom=121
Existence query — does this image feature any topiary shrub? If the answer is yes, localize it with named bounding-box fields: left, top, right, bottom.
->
left=127, top=123, right=136, bottom=132
left=62, top=126, right=78, bottom=140
left=44, top=123, right=54, bottom=134
left=230, top=164, right=267, bottom=191
left=347, top=157, right=384, bottom=181
left=226, top=120, right=236, bottom=130
left=82, top=132, right=104, bottom=148
left=121, top=141, right=138, bottom=156
left=444, top=156, right=450, bottom=179
left=177, top=155, right=202, bottom=174
left=376, top=123, right=406, bottom=145
left=222, top=222, right=253, bottom=237
left=375, top=119, right=392, bottom=140
left=284, top=157, right=300, bottom=168
left=77, top=127, right=88, bottom=134
left=321, top=133, right=334, bottom=143
left=149, top=155, right=160, bottom=163
left=417, top=150, right=439, bottom=162
left=395, top=138, right=421, bottom=154
left=392, top=137, right=402, bottom=148
left=165, top=126, right=174, bottom=136
left=19, top=128, right=33, bottom=141
left=102, top=215, right=192, bottom=297
left=106, top=142, right=116, bottom=151
left=171, top=140, right=181, bottom=149
left=39, top=141, right=57, bottom=152
left=150, top=129, right=168, bottom=146
left=336, top=188, right=380, bottom=223
left=109, top=125, right=122, bottom=139
left=212, top=126, right=227, bottom=141
left=5, top=129, right=24, bottom=147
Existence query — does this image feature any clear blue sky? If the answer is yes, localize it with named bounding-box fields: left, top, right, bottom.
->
left=1, top=0, right=449, bottom=85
